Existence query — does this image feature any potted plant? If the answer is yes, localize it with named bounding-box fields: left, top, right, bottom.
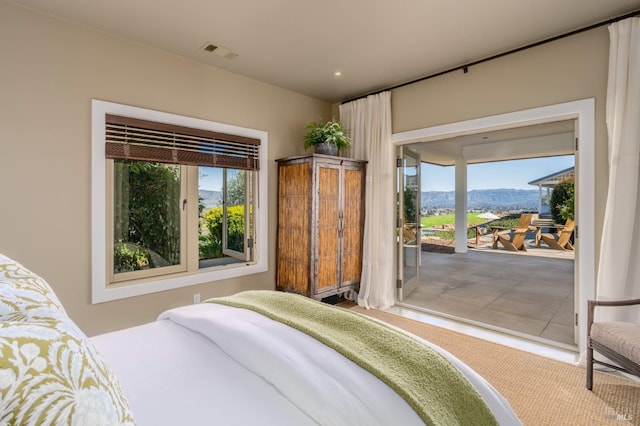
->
left=303, top=120, right=351, bottom=156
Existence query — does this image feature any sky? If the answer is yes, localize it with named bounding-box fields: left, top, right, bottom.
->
left=199, top=167, right=223, bottom=191
left=421, top=155, right=575, bottom=191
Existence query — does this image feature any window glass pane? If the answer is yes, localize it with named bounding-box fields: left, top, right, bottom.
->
left=198, top=167, right=223, bottom=263
left=224, top=169, right=246, bottom=254
left=113, top=160, right=182, bottom=273
left=199, top=167, right=252, bottom=268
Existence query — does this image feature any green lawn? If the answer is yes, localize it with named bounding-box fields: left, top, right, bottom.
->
left=419, top=213, right=521, bottom=241
left=419, top=213, right=517, bottom=240
left=421, top=213, right=490, bottom=228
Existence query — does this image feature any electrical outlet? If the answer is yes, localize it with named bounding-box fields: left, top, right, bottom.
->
left=193, top=293, right=201, bottom=304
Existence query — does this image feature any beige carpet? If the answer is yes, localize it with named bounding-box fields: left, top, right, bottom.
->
left=351, top=306, right=640, bottom=425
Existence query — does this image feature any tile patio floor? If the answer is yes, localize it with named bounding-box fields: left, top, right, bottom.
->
left=400, top=241, right=575, bottom=347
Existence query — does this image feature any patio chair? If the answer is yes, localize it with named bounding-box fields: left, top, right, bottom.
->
left=540, top=218, right=575, bottom=251
left=586, top=298, right=640, bottom=390
left=403, top=224, right=417, bottom=245
left=496, top=214, right=533, bottom=252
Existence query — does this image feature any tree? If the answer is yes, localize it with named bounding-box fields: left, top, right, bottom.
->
left=404, top=188, right=417, bottom=224
left=550, top=178, right=574, bottom=223
left=113, top=161, right=181, bottom=272
left=226, top=170, right=246, bottom=206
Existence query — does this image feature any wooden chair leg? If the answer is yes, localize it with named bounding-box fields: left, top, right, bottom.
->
left=542, top=237, right=565, bottom=251
left=492, top=229, right=499, bottom=249
left=497, top=236, right=518, bottom=252
left=586, top=344, right=594, bottom=390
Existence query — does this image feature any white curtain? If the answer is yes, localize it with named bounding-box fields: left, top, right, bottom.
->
left=596, top=17, right=640, bottom=323
left=339, top=92, right=394, bottom=309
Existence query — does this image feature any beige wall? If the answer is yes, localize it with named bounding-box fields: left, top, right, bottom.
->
left=388, top=25, right=610, bottom=271
left=0, top=2, right=331, bottom=335
left=1, top=2, right=612, bottom=335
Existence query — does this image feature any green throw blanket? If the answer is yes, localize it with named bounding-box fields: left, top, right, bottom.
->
left=207, top=291, right=498, bottom=426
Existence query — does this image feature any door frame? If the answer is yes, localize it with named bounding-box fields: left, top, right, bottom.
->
left=391, top=98, right=595, bottom=355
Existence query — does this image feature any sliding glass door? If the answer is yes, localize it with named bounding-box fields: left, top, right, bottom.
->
left=397, top=147, right=421, bottom=299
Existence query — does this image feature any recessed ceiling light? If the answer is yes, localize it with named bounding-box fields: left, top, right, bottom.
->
left=334, top=71, right=342, bottom=77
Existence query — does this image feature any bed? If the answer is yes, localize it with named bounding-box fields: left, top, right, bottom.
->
left=0, top=254, right=521, bottom=425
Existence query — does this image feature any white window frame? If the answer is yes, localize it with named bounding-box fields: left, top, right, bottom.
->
left=91, top=99, right=268, bottom=303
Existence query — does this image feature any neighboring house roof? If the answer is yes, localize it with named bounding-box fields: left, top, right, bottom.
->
left=528, top=166, right=575, bottom=188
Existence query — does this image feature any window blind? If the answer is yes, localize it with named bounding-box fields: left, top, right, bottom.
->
left=105, top=114, right=260, bottom=170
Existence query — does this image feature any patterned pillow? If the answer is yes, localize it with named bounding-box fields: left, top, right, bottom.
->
left=0, top=254, right=136, bottom=425
left=0, top=255, right=67, bottom=322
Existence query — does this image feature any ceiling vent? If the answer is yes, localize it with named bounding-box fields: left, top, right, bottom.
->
left=201, top=42, right=238, bottom=59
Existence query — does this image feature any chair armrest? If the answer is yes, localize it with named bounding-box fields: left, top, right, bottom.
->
left=589, top=298, right=640, bottom=307
left=587, top=298, right=640, bottom=334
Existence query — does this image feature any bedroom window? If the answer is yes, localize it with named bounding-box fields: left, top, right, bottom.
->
left=92, top=100, right=268, bottom=303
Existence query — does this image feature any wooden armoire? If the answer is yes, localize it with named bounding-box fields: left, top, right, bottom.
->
left=276, top=154, right=366, bottom=300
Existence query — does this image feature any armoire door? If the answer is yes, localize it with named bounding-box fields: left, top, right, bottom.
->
left=341, top=163, right=365, bottom=286
left=276, top=161, right=311, bottom=295
left=315, top=162, right=340, bottom=294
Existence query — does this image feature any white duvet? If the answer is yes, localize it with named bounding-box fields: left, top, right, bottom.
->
left=91, top=303, right=520, bottom=425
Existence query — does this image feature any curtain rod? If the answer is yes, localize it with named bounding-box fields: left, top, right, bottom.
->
left=341, top=8, right=640, bottom=104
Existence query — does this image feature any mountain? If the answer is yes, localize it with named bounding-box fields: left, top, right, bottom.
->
left=421, top=189, right=539, bottom=209
left=202, top=188, right=539, bottom=211
left=199, top=190, right=222, bottom=211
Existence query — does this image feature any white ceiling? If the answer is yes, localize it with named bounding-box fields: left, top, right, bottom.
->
left=8, top=0, right=640, bottom=103
left=404, top=120, right=576, bottom=166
